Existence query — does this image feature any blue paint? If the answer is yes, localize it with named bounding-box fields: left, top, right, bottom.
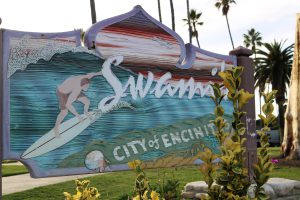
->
left=9, top=52, right=233, bottom=170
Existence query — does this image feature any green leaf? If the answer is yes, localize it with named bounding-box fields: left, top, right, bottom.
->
left=238, top=89, right=254, bottom=109
left=262, top=103, right=274, bottom=116
left=232, top=167, right=242, bottom=175
left=212, top=83, right=222, bottom=98
left=219, top=71, right=235, bottom=92
left=233, top=66, right=244, bottom=79
left=215, top=106, right=225, bottom=117
left=238, top=127, right=246, bottom=135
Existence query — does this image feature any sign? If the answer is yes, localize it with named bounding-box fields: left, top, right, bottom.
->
left=1, top=6, right=236, bottom=177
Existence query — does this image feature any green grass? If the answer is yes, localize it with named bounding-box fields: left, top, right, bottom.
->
left=270, top=166, right=300, bottom=180
left=267, top=147, right=281, bottom=157
left=3, top=166, right=201, bottom=200
left=3, top=164, right=300, bottom=200
left=2, top=160, right=18, bottom=164
left=2, top=165, right=29, bottom=177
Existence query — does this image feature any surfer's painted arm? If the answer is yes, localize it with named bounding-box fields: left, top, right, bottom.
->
left=65, top=90, right=81, bottom=118
left=85, top=72, right=102, bottom=79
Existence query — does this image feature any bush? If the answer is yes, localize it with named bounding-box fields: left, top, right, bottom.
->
left=199, top=67, right=276, bottom=200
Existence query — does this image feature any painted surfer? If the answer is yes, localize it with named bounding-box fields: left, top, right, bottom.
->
left=54, top=72, right=102, bottom=137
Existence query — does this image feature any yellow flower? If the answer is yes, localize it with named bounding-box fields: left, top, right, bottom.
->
left=133, top=195, right=141, bottom=200
left=142, top=190, right=150, bottom=200
left=150, top=191, right=160, bottom=200
left=63, top=192, right=72, bottom=200
left=72, top=191, right=82, bottom=200
left=128, top=160, right=142, bottom=170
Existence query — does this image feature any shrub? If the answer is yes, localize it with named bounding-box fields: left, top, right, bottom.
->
left=199, top=67, right=276, bottom=200
left=63, top=179, right=100, bottom=200
left=128, top=160, right=160, bottom=200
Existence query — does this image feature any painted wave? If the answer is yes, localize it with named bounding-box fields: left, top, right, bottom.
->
left=9, top=52, right=233, bottom=170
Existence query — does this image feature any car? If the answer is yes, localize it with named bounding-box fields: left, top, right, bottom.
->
left=257, top=129, right=280, bottom=147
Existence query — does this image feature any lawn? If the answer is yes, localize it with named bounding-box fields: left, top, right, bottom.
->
left=267, top=147, right=281, bottom=157
left=3, top=164, right=300, bottom=200
left=3, top=166, right=202, bottom=200
left=2, top=165, right=29, bottom=177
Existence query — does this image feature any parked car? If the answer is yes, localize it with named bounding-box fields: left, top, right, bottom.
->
left=257, top=129, right=280, bottom=147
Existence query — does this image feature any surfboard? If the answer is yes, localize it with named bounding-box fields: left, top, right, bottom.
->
left=21, top=101, right=134, bottom=159
left=21, top=111, right=97, bottom=159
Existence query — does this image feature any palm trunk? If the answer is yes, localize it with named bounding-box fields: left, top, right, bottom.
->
left=278, top=102, right=285, bottom=144
left=225, top=14, right=234, bottom=49
left=282, top=15, right=300, bottom=160
left=158, top=0, right=162, bottom=22
left=282, top=111, right=295, bottom=158
left=90, top=0, right=97, bottom=24
left=186, top=0, right=192, bottom=43
left=259, top=93, right=262, bottom=115
left=275, top=90, right=286, bottom=145
left=169, top=0, right=175, bottom=31
left=193, top=23, right=200, bottom=48
left=196, top=35, right=200, bottom=48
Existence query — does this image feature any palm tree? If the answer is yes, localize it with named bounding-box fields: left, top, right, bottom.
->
left=243, top=28, right=263, bottom=58
left=255, top=40, right=293, bottom=142
left=243, top=28, right=263, bottom=116
left=90, top=0, right=97, bottom=24
left=215, top=0, right=236, bottom=49
left=183, top=9, right=204, bottom=48
left=186, top=0, right=192, bottom=43
left=169, top=0, right=175, bottom=31
left=157, top=0, right=162, bottom=22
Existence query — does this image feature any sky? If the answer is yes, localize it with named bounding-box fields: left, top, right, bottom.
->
left=0, top=0, right=299, bottom=54
left=1, top=0, right=299, bottom=117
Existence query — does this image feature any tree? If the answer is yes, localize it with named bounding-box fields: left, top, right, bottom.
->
left=243, top=28, right=263, bottom=58
left=183, top=9, right=204, bottom=48
left=157, top=0, right=162, bottom=22
left=215, top=0, right=236, bottom=49
left=243, top=28, right=263, bottom=115
left=169, top=0, right=175, bottom=31
left=255, top=40, right=293, bottom=144
left=282, top=14, right=300, bottom=160
left=90, top=0, right=97, bottom=24
left=186, top=0, right=192, bottom=43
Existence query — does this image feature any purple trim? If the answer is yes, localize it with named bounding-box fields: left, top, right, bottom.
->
left=0, top=29, right=3, bottom=196
left=1, top=29, right=81, bottom=176
left=179, top=44, right=237, bottom=69
left=28, top=164, right=130, bottom=178
left=1, top=6, right=239, bottom=178
left=84, top=5, right=186, bottom=65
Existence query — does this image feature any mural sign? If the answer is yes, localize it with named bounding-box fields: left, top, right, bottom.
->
left=1, top=6, right=237, bottom=177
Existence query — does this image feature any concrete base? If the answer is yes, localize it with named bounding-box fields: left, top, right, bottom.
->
left=182, top=178, right=300, bottom=200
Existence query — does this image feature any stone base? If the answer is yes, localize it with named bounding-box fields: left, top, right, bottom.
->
left=182, top=178, right=300, bottom=200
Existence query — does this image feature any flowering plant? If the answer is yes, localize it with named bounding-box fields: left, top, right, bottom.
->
left=63, top=179, right=100, bottom=200
left=128, top=160, right=161, bottom=200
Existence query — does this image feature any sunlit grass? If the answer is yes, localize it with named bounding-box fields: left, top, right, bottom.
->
left=2, top=165, right=28, bottom=177
left=3, top=164, right=300, bottom=200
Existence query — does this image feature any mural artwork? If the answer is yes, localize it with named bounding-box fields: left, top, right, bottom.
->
left=1, top=6, right=237, bottom=177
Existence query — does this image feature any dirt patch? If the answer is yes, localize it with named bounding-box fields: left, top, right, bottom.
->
left=272, top=155, right=300, bottom=167
left=276, top=159, right=300, bottom=167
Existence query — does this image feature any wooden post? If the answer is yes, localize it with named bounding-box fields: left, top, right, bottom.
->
left=230, top=46, right=257, bottom=179
left=0, top=28, right=4, bottom=197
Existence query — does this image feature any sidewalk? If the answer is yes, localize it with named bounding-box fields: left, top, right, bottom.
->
left=2, top=173, right=97, bottom=195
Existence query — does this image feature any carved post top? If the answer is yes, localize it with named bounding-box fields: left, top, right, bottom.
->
left=229, top=46, right=253, bottom=57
